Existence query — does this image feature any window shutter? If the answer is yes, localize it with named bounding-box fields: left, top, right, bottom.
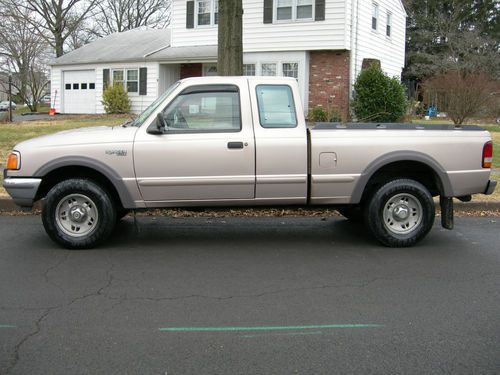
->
left=103, top=68, right=110, bottom=89
left=315, top=0, right=325, bottom=21
left=186, top=1, right=195, bottom=29
left=263, top=0, right=273, bottom=24
left=139, top=67, right=147, bottom=95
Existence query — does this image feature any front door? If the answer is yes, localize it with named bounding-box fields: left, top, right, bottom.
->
left=133, top=83, right=255, bottom=204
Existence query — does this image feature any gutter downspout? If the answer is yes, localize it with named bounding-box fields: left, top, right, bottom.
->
left=349, top=0, right=360, bottom=100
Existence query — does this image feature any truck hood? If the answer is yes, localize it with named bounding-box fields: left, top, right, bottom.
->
left=14, top=125, right=138, bottom=150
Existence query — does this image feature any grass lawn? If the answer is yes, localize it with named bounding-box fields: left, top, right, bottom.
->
left=0, top=116, right=499, bottom=201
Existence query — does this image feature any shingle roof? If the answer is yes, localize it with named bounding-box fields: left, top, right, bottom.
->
left=51, top=28, right=217, bottom=66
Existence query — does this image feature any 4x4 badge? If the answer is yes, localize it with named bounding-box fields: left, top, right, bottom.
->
left=105, top=150, right=127, bottom=156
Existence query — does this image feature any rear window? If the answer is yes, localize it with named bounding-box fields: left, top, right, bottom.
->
left=256, top=85, right=297, bottom=128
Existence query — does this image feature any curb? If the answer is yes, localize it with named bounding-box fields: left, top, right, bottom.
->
left=0, top=197, right=499, bottom=214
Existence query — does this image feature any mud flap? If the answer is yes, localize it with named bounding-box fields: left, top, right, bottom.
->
left=440, top=196, right=454, bottom=230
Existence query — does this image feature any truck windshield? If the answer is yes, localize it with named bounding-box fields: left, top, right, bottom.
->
left=129, top=81, right=180, bottom=127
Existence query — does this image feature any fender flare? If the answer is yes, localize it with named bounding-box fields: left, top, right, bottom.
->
left=34, top=156, right=136, bottom=208
left=350, top=151, right=453, bottom=203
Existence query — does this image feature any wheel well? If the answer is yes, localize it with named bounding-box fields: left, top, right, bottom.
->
left=361, top=161, right=442, bottom=202
left=35, top=166, right=123, bottom=209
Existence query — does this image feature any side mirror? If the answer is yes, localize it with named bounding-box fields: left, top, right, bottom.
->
left=147, top=113, right=167, bottom=135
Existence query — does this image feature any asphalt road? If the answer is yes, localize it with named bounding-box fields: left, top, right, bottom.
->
left=0, top=215, right=499, bottom=375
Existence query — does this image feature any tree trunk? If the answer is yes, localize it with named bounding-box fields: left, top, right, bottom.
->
left=55, top=34, right=65, bottom=57
left=217, top=0, right=243, bottom=76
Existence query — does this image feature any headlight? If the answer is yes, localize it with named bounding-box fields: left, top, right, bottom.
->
left=6, top=151, right=21, bottom=170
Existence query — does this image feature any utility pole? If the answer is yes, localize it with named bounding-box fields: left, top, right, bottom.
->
left=8, top=74, right=13, bottom=122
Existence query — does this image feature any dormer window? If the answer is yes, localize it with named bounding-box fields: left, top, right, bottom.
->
left=196, top=0, right=218, bottom=26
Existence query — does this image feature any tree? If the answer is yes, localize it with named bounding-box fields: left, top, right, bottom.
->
left=217, top=0, right=243, bottom=76
left=352, top=65, right=407, bottom=122
left=403, top=0, right=499, bottom=83
left=92, top=0, right=172, bottom=37
left=0, top=0, right=98, bottom=57
left=0, top=4, right=50, bottom=112
left=422, top=71, right=497, bottom=125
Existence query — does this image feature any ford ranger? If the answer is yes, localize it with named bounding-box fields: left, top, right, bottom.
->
left=3, top=77, right=497, bottom=249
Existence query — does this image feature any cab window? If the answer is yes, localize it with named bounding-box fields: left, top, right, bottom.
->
left=160, top=85, right=241, bottom=132
left=256, top=84, right=297, bottom=128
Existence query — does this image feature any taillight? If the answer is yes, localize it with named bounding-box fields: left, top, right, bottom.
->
left=482, top=141, right=493, bottom=168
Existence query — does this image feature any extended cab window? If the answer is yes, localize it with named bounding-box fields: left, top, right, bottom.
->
left=160, top=85, right=241, bottom=132
left=256, top=85, right=297, bottom=128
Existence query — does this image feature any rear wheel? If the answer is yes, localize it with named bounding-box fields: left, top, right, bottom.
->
left=42, top=179, right=117, bottom=249
left=365, top=179, right=435, bottom=247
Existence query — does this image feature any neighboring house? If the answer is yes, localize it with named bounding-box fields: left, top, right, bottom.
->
left=50, top=0, right=406, bottom=118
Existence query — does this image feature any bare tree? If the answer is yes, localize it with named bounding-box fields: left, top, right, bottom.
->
left=92, top=0, right=171, bottom=37
left=422, top=71, right=497, bottom=125
left=0, top=0, right=98, bottom=57
left=217, top=0, right=243, bottom=75
left=0, top=5, right=50, bottom=112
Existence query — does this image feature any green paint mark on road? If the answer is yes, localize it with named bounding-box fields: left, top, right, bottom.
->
left=242, top=330, right=323, bottom=338
left=159, top=324, right=383, bottom=332
left=0, top=325, right=16, bottom=329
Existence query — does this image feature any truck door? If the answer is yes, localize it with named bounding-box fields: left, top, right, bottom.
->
left=248, top=80, right=308, bottom=203
left=133, top=83, right=255, bottom=204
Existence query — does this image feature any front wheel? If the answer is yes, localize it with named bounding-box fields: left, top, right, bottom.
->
left=365, top=179, right=435, bottom=247
left=42, top=179, right=117, bottom=249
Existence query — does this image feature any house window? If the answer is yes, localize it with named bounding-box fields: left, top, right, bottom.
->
left=127, top=69, right=139, bottom=92
left=386, top=13, right=392, bottom=37
left=243, top=64, right=256, bottom=76
left=112, top=69, right=139, bottom=93
left=196, top=0, right=218, bottom=26
left=282, top=63, right=298, bottom=79
left=372, top=3, right=378, bottom=31
left=276, top=0, right=313, bottom=21
left=261, top=63, right=277, bottom=76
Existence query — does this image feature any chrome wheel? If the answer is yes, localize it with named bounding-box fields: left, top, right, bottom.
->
left=55, top=194, right=99, bottom=237
left=382, top=193, right=423, bottom=235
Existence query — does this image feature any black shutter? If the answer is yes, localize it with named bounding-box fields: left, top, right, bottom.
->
left=103, top=68, right=110, bottom=89
left=315, top=0, right=325, bottom=21
left=139, top=67, right=147, bottom=95
left=186, top=1, right=195, bottom=28
left=263, top=0, right=273, bottom=24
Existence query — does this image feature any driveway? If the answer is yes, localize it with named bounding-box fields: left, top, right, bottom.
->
left=0, top=216, right=499, bottom=374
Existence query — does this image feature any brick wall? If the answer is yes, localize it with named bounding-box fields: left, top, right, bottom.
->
left=308, top=50, right=350, bottom=121
left=180, top=63, right=203, bottom=79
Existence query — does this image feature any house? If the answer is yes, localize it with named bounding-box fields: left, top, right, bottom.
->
left=50, top=0, right=407, bottom=119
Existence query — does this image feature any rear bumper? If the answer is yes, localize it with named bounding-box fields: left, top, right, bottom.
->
left=3, top=177, right=42, bottom=207
left=484, top=180, right=497, bottom=195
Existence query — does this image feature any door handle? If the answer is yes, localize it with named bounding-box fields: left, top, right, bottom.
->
left=227, top=142, right=244, bottom=149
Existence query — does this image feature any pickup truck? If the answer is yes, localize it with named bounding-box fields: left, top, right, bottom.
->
left=3, top=77, right=497, bottom=249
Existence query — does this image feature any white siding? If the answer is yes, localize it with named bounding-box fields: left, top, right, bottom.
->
left=349, top=0, right=406, bottom=88
left=50, top=66, right=62, bottom=112
left=52, top=62, right=160, bottom=114
left=171, top=0, right=350, bottom=51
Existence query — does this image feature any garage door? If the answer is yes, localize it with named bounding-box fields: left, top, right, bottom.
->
left=63, top=70, right=96, bottom=114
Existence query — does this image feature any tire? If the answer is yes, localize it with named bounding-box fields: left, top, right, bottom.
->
left=337, top=205, right=363, bottom=222
left=42, top=179, right=117, bottom=249
left=365, top=179, right=435, bottom=247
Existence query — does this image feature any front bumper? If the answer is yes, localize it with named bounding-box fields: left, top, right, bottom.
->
left=3, top=177, right=42, bottom=207
left=484, top=179, right=497, bottom=195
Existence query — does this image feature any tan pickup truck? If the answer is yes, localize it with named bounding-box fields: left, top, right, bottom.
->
left=3, top=77, right=497, bottom=249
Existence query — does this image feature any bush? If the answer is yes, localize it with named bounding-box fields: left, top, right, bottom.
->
left=310, top=107, right=343, bottom=122
left=352, top=65, right=407, bottom=122
left=102, top=84, right=131, bottom=114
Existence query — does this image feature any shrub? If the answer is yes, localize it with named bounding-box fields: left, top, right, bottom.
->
left=102, top=84, right=131, bottom=114
left=310, top=107, right=343, bottom=122
left=352, top=65, right=407, bottom=122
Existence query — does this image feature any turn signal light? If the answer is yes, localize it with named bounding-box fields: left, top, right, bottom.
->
left=482, top=141, right=493, bottom=168
left=6, top=152, right=20, bottom=170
